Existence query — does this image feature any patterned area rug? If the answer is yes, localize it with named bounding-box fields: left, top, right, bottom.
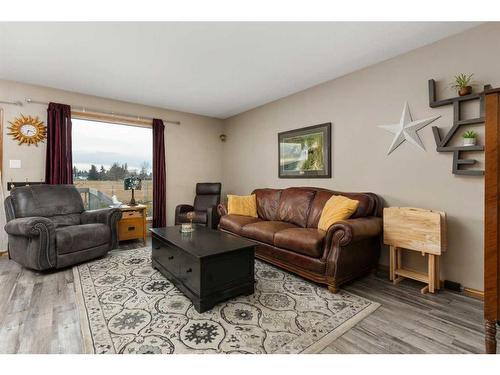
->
left=74, top=247, right=379, bottom=354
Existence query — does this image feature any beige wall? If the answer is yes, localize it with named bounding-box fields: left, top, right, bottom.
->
left=222, top=23, right=500, bottom=290
left=0, top=79, right=224, bottom=225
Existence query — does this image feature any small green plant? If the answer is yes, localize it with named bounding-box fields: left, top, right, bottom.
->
left=450, top=73, right=474, bottom=90
left=462, top=130, right=477, bottom=139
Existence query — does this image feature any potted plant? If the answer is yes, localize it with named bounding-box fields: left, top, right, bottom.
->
left=462, top=130, right=478, bottom=146
left=450, top=73, right=474, bottom=96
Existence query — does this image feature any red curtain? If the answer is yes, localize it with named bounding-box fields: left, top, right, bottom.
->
left=153, top=119, right=166, bottom=227
left=45, top=102, right=73, bottom=184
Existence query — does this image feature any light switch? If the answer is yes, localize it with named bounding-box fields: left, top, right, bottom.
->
left=9, top=160, right=21, bottom=169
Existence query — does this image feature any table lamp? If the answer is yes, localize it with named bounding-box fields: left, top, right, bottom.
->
left=124, top=177, right=142, bottom=206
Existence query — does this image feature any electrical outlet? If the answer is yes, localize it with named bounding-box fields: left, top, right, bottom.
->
left=9, top=160, right=21, bottom=169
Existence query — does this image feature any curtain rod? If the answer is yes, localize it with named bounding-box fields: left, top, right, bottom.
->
left=24, top=98, right=180, bottom=125
left=0, top=100, right=23, bottom=106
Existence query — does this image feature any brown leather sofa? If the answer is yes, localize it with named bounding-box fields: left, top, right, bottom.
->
left=217, top=187, right=382, bottom=292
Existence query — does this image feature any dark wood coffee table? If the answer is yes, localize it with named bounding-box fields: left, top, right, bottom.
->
left=150, top=226, right=256, bottom=313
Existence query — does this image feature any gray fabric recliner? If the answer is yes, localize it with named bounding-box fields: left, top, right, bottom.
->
left=4, top=184, right=122, bottom=270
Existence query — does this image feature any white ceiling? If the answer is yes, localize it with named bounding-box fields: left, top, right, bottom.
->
left=0, top=22, right=480, bottom=119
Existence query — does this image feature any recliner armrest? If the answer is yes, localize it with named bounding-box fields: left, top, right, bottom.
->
left=174, top=204, right=194, bottom=225
left=4, top=216, right=57, bottom=270
left=4, top=216, right=55, bottom=237
left=81, top=208, right=122, bottom=249
left=176, top=204, right=194, bottom=214
left=81, top=208, right=122, bottom=227
left=206, top=206, right=220, bottom=229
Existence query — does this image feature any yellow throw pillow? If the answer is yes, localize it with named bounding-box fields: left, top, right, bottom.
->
left=227, top=194, right=258, bottom=217
left=317, top=195, right=359, bottom=231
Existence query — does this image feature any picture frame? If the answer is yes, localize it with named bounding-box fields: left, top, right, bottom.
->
left=278, top=122, right=331, bottom=178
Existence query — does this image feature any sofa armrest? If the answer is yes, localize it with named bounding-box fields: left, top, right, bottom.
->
left=81, top=208, right=122, bottom=249
left=323, top=216, right=382, bottom=287
left=325, top=217, right=382, bottom=247
left=4, top=216, right=55, bottom=237
left=217, top=203, right=228, bottom=217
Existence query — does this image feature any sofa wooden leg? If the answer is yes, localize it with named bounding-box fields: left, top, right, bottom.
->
left=328, top=284, right=339, bottom=293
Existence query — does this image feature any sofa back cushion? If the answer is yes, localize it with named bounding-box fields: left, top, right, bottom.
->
left=277, top=188, right=316, bottom=227
left=253, top=188, right=282, bottom=221
left=9, top=184, right=85, bottom=218
left=306, top=189, right=376, bottom=228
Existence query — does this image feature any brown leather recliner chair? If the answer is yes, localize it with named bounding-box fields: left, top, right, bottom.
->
left=175, top=183, right=222, bottom=229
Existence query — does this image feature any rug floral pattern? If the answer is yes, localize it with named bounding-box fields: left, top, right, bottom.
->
left=74, top=247, right=379, bottom=354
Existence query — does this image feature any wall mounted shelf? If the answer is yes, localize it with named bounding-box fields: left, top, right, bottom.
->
left=428, top=79, right=492, bottom=176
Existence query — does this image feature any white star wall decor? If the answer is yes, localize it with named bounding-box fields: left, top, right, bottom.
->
left=378, top=102, right=440, bottom=155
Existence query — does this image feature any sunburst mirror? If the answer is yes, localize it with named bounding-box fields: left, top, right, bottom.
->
left=8, top=115, right=47, bottom=146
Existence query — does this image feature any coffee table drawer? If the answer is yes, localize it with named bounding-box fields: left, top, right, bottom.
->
left=203, top=251, right=253, bottom=292
left=179, top=256, right=200, bottom=293
left=152, top=238, right=181, bottom=277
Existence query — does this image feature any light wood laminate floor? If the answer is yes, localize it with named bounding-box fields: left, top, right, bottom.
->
left=0, top=240, right=497, bottom=354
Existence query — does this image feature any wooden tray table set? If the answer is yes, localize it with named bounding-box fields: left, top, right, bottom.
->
left=383, top=207, right=447, bottom=294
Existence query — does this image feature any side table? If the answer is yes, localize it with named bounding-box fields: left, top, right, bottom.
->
left=117, top=204, right=147, bottom=244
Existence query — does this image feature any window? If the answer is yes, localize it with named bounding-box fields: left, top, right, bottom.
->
left=72, top=118, right=153, bottom=217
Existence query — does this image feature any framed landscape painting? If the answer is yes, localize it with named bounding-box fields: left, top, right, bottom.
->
left=278, top=122, right=331, bottom=178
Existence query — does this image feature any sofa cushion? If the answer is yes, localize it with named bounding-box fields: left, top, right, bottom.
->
left=227, top=194, right=258, bottom=217
left=56, top=224, right=110, bottom=255
left=277, top=188, right=316, bottom=227
left=307, top=189, right=376, bottom=228
left=219, top=214, right=262, bottom=235
left=253, top=188, right=282, bottom=221
left=241, top=221, right=298, bottom=245
left=317, top=195, right=359, bottom=231
left=274, top=228, right=326, bottom=258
